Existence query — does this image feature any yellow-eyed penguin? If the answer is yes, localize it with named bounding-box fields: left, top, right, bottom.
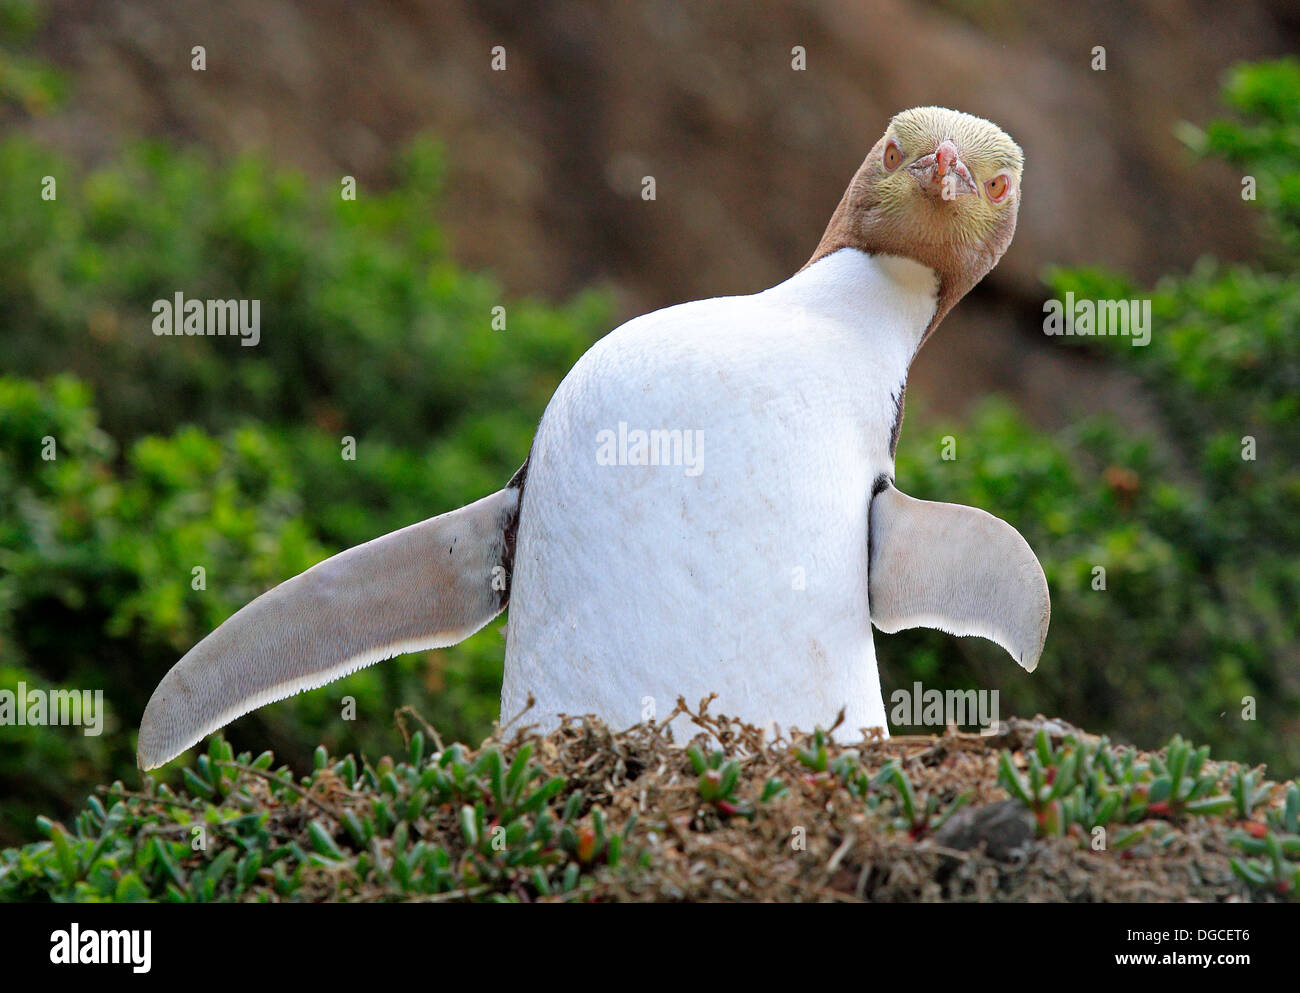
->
left=137, top=106, right=1049, bottom=769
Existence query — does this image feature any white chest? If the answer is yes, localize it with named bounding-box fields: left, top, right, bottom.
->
left=502, top=250, right=938, bottom=738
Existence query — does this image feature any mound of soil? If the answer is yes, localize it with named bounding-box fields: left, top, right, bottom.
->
left=6, top=698, right=1292, bottom=903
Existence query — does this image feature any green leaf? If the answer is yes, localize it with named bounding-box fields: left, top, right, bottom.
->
left=50, top=824, right=77, bottom=882
left=504, top=744, right=534, bottom=805
left=458, top=805, right=479, bottom=850
left=307, top=820, right=344, bottom=859
left=998, top=752, right=1032, bottom=806
left=686, top=746, right=707, bottom=775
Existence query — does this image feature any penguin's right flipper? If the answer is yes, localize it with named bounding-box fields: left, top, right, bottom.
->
left=137, top=483, right=522, bottom=771
left=868, top=483, right=1049, bottom=672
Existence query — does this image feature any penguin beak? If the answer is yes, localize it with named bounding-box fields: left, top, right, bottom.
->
left=907, top=139, right=977, bottom=199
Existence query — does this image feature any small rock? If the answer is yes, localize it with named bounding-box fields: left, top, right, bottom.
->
left=932, top=800, right=1035, bottom=861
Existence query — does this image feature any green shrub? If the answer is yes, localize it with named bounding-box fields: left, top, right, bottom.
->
left=0, top=137, right=610, bottom=843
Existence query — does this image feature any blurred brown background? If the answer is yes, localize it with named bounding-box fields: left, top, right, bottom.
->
left=22, top=0, right=1299, bottom=424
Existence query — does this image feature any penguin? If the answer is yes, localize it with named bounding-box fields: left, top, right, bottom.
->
left=137, top=106, right=1049, bottom=770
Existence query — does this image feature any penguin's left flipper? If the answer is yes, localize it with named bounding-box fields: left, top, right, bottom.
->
left=136, top=485, right=521, bottom=771
left=868, top=484, right=1049, bottom=672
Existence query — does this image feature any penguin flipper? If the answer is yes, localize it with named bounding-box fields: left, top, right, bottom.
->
left=868, top=484, right=1049, bottom=672
left=137, top=486, right=520, bottom=770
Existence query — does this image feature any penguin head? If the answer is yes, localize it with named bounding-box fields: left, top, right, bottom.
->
left=878, top=106, right=1022, bottom=251
left=812, top=106, right=1024, bottom=334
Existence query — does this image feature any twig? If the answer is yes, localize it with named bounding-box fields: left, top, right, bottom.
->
left=216, top=760, right=343, bottom=820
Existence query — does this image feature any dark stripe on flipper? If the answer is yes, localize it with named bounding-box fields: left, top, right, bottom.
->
left=866, top=474, right=892, bottom=601
left=506, top=457, right=530, bottom=491
left=497, top=455, right=530, bottom=609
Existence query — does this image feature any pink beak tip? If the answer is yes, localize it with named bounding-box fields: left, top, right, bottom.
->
left=935, top=141, right=958, bottom=178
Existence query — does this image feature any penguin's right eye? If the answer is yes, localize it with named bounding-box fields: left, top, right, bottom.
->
left=882, top=141, right=903, bottom=171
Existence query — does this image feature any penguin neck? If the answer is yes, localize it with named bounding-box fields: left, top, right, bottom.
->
left=766, top=247, right=939, bottom=371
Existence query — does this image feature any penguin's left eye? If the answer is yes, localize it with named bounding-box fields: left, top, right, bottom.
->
left=985, top=173, right=1011, bottom=203
left=882, top=140, right=903, bottom=171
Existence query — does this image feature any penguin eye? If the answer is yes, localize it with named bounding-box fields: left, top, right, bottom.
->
left=882, top=140, right=903, bottom=171
left=985, top=172, right=1011, bottom=203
